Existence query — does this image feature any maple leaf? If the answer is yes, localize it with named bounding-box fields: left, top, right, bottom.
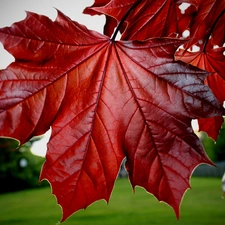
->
left=0, top=5, right=225, bottom=223
left=84, top=0, right=184, bottom=40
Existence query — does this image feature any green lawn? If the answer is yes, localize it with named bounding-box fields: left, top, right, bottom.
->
left=0, top=177, right=224, bottom=225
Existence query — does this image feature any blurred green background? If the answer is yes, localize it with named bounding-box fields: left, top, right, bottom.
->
left=0, top=137, right=47, bottom=193
left=0, top=177, right=224, bottom=225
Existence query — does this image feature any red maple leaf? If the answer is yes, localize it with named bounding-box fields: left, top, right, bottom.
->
left=0, top=10, right=224, bottom=221
left=84, top=0, right=184, bottom=40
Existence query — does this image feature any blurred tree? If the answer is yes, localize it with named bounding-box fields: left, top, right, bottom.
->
left=0, top=137, right=47, bottom=193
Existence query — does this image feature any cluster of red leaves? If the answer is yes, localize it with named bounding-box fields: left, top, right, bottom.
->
left=0, top=0, right=224, bottom=222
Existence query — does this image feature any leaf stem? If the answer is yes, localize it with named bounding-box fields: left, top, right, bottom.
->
left=111, top=0, right=143, bottom=41
left=203, top=8, right=225, bottom=52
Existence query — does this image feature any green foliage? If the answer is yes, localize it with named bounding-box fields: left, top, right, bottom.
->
left=215, top=122, right=225, bottom=160
left=0, top=138, right=46, bottom=193
left=200, top=133, right=217, bottom=161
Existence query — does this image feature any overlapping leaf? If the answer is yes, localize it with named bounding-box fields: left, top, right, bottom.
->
left=84, top=0, right=225, bottom=47
left=175, top=0, right=225, bottom=139
left=84, top=0, right=184, bottom=40
left=176, top=44, right=225, bottom=139
left=0, top=10, right=224, bottom=221
left=180, top=0, right=225, bottom=48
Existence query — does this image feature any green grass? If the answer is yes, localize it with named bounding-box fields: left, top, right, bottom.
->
left=0, top=177, right=224, bottom=225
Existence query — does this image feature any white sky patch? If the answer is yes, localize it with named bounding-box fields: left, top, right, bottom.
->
left=0, top=43, right=14, bottom=69
left=179, top=3, right=191, bottom=14
left=31, top=129, right=51, bottom=157
left=182, top=29, right=190, bottom=38
left=192, top=119, right=199, bottom=131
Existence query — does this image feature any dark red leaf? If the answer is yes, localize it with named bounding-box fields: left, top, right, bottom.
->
left=0, top=10, right=224, bottom=222
left=176, top=46, right=225, bottom=139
